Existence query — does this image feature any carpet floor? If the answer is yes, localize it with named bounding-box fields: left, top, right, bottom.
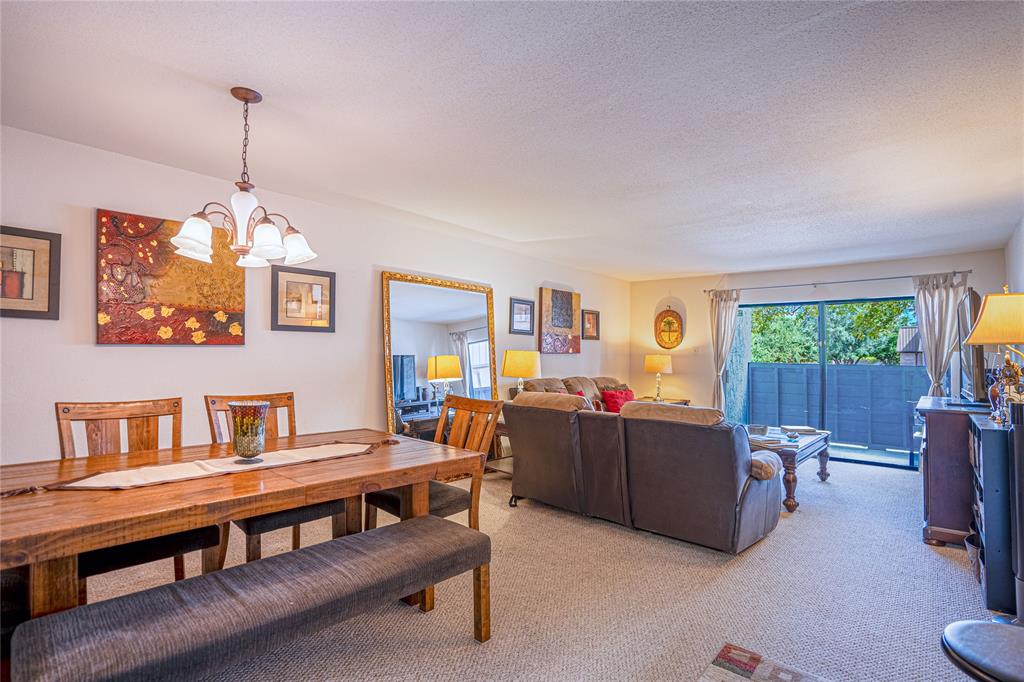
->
left=88, top=461, right=987, bottom=681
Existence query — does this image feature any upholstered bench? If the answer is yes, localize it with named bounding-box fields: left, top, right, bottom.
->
left=12, top=515, right=491, bottom=681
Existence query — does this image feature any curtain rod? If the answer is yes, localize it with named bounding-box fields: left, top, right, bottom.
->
left=702, top=269, right=973, bottom=294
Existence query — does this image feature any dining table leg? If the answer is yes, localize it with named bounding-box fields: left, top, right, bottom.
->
left=399, top=481, right=433, bottom=610
left=29, top=555, right=78, bottom=617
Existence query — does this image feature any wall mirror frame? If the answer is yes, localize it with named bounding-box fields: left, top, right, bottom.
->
left=382, top=270, right=497, bottom=434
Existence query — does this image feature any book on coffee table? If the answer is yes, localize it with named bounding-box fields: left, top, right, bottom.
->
left=780, top=425, right=819, bottom=435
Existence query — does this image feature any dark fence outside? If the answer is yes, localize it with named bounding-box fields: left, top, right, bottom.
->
left=746, top=363, right=931, bottom=451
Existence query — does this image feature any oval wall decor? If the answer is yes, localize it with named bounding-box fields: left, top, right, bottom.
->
left=654, top=308, right=684, bottom=349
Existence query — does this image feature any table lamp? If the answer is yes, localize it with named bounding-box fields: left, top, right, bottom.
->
left=427, top=355, right=462, bottom=397
left=644, top=354, right=673, bottom=402
left=965, top=285, right=1024, bottom=424
left=501, top=349, right=541, bottom=393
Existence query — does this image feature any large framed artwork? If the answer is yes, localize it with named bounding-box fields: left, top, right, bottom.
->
left=271, top=265, right=336, bottom=332
left=509, top=297, right=535, bottom=335
left=1, top=226, right=61, bottom=320
left=538, top=286, right=581, bottom=354
left=96, top=208, right=244, bottom=345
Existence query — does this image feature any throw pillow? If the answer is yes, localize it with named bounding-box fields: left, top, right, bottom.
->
left=601, top=389, right=635, bottom=413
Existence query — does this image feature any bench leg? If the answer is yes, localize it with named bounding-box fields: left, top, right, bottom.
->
left=291, top=525, right=301, bottom=551
left=418, top=586, right=435, bottom=612
left=474, top=563, right=490, bottom=642
left=202, top=523, right=230, bottom=574
left=245, top=534, right=262, bottom=562
left=173, top=554, right=185, bottom=581
left=364, top=503, right=378, bottom=530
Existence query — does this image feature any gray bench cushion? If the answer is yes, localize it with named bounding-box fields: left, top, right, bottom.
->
left=365, top=480, right=471, bottom=519
left=12, top=515, right=490, bottom=682
left=231, top=498, right=346, bottom=536
left=79, top=526, right=221, bottom=578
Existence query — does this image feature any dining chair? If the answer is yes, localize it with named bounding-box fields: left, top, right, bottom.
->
left=365, top=394, right=504, bottom=531
left=54, top=397, right=221, bottom=604
left=204, top=392, right=348, bottom=564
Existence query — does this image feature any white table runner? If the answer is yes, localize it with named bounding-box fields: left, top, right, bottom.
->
left=60, top=441, right=383, bottom=490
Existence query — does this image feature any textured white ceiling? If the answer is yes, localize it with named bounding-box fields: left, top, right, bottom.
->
left=2, top=1, right=1021, bottom=280
left=390, top=282, right=487, bottom=325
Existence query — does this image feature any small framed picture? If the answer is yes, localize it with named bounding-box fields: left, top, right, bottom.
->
left=271, top=265, right=335, bottom=332
left=582, top=309, right=600, bottom=340
left=1, top=226, right=61, bottom=320
left=509, top=297, right=535, bottom=335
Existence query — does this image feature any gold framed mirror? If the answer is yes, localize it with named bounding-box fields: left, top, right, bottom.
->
left=382, top=271, right=497, bottom=435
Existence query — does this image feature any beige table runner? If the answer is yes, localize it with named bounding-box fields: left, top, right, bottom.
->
left=60, top=441, right=385, bottom=490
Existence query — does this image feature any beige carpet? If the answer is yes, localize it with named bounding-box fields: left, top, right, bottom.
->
left=89, top=462, right=986, bottom=681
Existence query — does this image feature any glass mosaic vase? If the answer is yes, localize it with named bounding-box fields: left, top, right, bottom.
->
left=228, top=400, right=270, bottom=464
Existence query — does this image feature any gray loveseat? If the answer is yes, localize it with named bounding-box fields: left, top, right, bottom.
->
left=502, top=394, right=783, bottom=554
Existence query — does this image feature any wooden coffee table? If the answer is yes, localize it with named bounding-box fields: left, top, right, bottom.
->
left=750, top=430, right=831, bottom=512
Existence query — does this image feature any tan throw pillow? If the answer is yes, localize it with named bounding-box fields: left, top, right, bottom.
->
left=619, top=401, right=725, bottom=426
left=750, top=451, right=783, bottom=480
left=512, top=391, right=594, bottom=412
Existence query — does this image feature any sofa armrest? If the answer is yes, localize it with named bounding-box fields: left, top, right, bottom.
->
left=750, top=450, right=783, bottom=481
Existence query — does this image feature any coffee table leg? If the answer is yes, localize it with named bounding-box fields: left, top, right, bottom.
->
left=817, top=448, right=830, bottom=482
left=780, top=450, right=798, bottom=512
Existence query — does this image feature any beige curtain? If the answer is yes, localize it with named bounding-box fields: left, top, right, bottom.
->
left=449, top=331, right=473, bottom=397
left=914, top=272, right=968, bottom=397
left=708, top=289, right=741, bottom=409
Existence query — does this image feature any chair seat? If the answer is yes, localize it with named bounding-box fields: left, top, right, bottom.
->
left=232, top=499, right=347, bottom=536
left=365, top=480, right=471, bottom=519
left=78, top=526, right=221, bottom=578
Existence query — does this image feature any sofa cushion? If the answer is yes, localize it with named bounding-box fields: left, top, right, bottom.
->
left=601, top=389, right=635, bottom=413
left=512, top=391, right=593, bottom=411
left=619, top=401, right=725, bottom=425
left=522, top=377, right=570, bottom=394
left=563, top=376, right=601, bottom=403
left=592, top=377, right=625, bottom=392
left=750, top=451, right=783, bottom=480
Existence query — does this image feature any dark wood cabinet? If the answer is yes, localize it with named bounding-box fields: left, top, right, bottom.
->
left=968, top=415, right=1015, bottom=615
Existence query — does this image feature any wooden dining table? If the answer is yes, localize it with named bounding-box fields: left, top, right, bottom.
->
left=0, top=428, right=483, bottom=618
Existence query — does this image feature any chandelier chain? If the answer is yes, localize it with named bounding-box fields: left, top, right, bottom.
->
left=240, top=101, right=250, bottom=184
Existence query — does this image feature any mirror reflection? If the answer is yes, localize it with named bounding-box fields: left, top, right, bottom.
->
left=384, top=275, right=495, bottom=438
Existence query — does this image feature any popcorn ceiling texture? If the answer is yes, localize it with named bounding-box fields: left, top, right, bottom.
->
left=2, top=1, right=1021, bottom=280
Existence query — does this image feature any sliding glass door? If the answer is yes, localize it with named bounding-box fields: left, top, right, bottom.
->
left=727, top=297, right=928, bottom=469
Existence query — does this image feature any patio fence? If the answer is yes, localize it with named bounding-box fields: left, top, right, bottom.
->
left=746, top=363, right=931, bottom=451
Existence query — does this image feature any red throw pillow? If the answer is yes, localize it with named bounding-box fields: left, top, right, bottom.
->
left=575, top=391, right=586, bottom=398
left=601, top=389, right=635, bottom=413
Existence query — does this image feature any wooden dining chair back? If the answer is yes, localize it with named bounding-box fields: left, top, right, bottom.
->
left=55, top=398, right=182, bottom=458
left=434, top=395, right=504, bottom=529
left=204, top=392, right=296, bottom=443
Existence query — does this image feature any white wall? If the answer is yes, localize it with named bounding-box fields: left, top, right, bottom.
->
left=0, top=128, right=631, bottom=462
left=1007, top=219, right=1023, bottom=293
left=629, top=250, right=1009, bottom=406
left=388, top=319, right=451, bottom=386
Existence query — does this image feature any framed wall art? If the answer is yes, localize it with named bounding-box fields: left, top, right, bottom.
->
left=1, top=225, right=61, bottom=320
left=509, top=297, right=535, bottom=335
left=582, top=309, right=600, bottom=340
left=96, top=209, right=244, bottom=344
left=538, top=286, right=581, bottom=354
left=271, top=265, right=336, bottom=332
left=655, top=307, right=684, bottom=349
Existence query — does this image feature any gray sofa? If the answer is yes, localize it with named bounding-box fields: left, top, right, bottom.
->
left=502, top=394, right=783, bottom=554
left=517, top=376, right=627, bottom=411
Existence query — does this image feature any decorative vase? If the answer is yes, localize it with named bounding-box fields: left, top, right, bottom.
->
left=228, top=400, right=270, bottom=464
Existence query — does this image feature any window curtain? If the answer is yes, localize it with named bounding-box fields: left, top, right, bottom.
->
left=708, top=289, right=741, bottom=409
left=449, top=331, right=473, bottom=397
left=914, top=272, right=968, bottom=397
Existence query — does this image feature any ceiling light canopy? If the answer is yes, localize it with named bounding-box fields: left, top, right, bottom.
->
left=171, top=86, right=317, bottom=268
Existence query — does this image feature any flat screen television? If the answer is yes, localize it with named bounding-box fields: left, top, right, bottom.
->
left=392, top=355, right=417, bottom=402
left=958, top=288, right=988, bottom=403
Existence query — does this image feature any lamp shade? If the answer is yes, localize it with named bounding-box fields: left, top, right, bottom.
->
left=170, top=214, right=213, bottom=255
left=230, top=189, right=259, bottom=246
left=283, top=230, right=317, bottom=265
left=427, top=355, right=462, bottom=381
left=235, top=253, right=269, bottom=268
left=644, top=354, right=673, bottom=374
left=173, top=246, right=212, bottom=264
left=501, top=350, right=541, bottom=379
left=965, top=291, right=1024, bottom=346
left=250, top=219, right=287, bottom=259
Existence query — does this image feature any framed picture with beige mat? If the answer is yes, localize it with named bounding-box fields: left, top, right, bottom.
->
left=1, top=225, right=61, bottom=320
left=271, top=265, right=336, bottom=332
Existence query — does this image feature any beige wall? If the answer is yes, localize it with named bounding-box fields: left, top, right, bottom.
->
left=629, top=250, right=1009, bottom=406
left=1007, top=219, right=1023, bottom=293
left=0, top=128, right=631, bottom=462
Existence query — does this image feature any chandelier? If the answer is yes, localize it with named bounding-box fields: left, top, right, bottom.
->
left=171, top=86, right=317, bottom=268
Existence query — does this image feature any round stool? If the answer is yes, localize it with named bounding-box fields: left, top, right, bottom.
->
left=941, top=620, right=1024, bottom=682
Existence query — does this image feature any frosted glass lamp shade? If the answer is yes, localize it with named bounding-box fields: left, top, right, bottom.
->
left=427, top=355, right=463, bottom=381
left=283, top=230, right=317, bottom=265
left=170, top=215, right=213, bottom=255
left=174, top=246, right=212, bottom=264
left=236, top=253, right=269, bottom=268
left=230, top=190, right=260, bottom=246
left=250, top=220, right=287, bottom=259
left=501, top=350, right=541, bottom=379
left=644, top=354, right=673, bottom=374
left=965, top=292, right=1024, bottom=345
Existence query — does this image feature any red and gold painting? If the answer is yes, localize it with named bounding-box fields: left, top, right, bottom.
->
left=538, top=286, right=581, bottom=354
left=96, top=209, right=244, bottom=345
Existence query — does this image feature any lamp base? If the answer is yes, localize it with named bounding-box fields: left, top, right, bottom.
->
left=655, top=373, right=662, bottom=402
